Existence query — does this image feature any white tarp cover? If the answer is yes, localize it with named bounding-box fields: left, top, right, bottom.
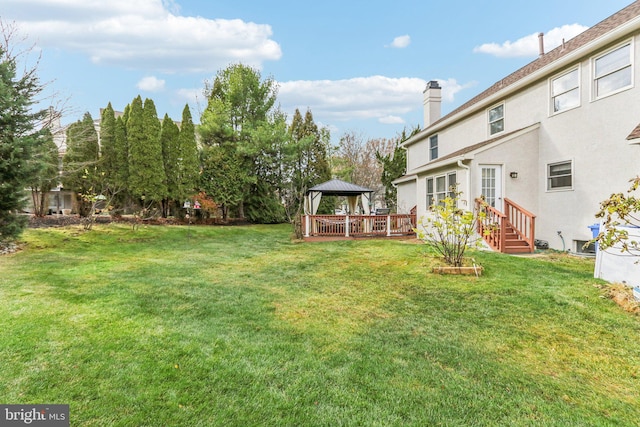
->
left=361, top=192, right=371, bottom=215
left=305, top=191, right=322, bottom=215
left=347, top=196, right=358, bottom=214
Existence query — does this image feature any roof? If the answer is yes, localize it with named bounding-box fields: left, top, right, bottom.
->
left=409, top=1, right=640, bottom=143
left=396, top=124, right=540, bottom=180
left=307, top=179, right=373, bottom=196
left=627, top=123, right=640, bottom=140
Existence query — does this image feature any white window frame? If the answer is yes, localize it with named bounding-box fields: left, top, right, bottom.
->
left=429, top=135, right=438, bottom=161
left=488, top=103, right=504, bottom=136
left=426, top=172, right=457, bottom=207
left=546, top=160, right=573, bottom=191
left=592, top=40, right=633, bottom=100
left=550, top=67, right=580, bottom=115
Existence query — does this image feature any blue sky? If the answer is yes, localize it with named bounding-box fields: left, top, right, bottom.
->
left=1, top=0, right=633, bottom=142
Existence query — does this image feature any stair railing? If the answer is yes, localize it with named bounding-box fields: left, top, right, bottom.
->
left=504, top=198, right=536, bottom=253
left=475, top=198, right=506, bottom=252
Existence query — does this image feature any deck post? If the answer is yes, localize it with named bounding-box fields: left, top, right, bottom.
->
left=345, top=215, right=350, bottom=237
left=386, top=215, right=391, bottom=236
left=304, top=215, right=310, bottom=237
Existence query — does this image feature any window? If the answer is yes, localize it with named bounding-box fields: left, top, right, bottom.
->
left=551, top=68, right=580, bottom=113
left=488, top=104, right=504, bottom=135
left=429, top=135, right=438, bottom=160
left=594, top=42, right=632, bottom=98
left=426, top=172, right=457, bottom=207
left=547, top=161, right=572, bottom=190
left=427, top=177, right=434, bottom=207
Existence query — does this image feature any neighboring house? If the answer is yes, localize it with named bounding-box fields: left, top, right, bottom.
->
left=396, top=1, right=640, bottom=254
left=23, top=110, right=74, bottom=215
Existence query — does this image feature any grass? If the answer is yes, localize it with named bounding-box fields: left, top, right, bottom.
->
left=0, top=223, right=639, bottom=426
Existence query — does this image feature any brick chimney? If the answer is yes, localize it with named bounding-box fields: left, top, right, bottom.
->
left=423, top=80, right=442, bottom=127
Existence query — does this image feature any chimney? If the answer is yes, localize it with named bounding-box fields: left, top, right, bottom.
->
left=538, top=32, right=545, bottom=57
left=423, top=80, right=442, bottom=127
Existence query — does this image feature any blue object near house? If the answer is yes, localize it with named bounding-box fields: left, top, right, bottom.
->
left=588, top=223, right=600, bottom=252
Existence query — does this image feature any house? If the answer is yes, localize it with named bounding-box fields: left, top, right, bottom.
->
left=396, top=1, right=640, bottom=254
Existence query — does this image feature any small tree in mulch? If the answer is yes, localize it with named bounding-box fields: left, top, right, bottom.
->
left=415, top=188, right=488, bottom=267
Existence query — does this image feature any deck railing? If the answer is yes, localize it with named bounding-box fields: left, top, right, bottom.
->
left=304, top=214, right=416, bottom=238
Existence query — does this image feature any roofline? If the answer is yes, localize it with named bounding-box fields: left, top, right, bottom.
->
left=407, top=123, right=540, bottom=176
left=402, top=3, right=640, bottom=148
left=392, top=174, right=417, bottom=185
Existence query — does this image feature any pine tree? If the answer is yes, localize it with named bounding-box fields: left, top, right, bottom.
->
left=127, top=96, right=166, bottom=210
left=177, top=104, right=199, bottom=202
left=61, top=112, right=100, bottom=217
left=113, top=115, right=128, bottom=190
left=200, top=64, right=279, bottom=221
left=99, top=103, right=117, bottom=188
left=160, top=113, right=180, bottom=215
left=377, top=127, right=417, bottom=211
left=0, top=29, right=47, bottom=241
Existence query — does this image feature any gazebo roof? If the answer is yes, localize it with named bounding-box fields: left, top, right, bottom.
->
left=307, top=179, right=373, bottom=196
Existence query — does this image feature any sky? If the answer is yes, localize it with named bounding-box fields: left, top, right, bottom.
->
left=0, top=0, right=634, bottom=143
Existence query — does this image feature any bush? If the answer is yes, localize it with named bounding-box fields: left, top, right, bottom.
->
left=416, top=189, right=487, bottom=267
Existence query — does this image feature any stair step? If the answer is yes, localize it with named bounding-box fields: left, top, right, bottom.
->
left=506, top=239, right=529, bottom=247
left=504, top=246, right=533, bottom=254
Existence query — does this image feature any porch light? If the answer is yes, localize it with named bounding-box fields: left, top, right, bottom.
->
left=509, top=171, right=518, bottom=179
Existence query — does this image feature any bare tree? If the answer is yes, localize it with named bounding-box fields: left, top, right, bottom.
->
left=334, top=131, right=395, bottom=208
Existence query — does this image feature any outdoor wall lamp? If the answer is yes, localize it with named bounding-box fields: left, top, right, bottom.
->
left=509, top=171, right=518, bottom=178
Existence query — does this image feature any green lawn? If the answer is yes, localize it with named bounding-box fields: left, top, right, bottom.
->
left=1, top=223, right=638, bottom=426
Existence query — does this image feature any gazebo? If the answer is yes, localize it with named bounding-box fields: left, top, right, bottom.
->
left=303, top=179, right=416, bottom=239
left=305, top=179, right=373, bottom=215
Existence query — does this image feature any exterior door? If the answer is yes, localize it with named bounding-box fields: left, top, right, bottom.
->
left=480, top=165, right=503, bottom=209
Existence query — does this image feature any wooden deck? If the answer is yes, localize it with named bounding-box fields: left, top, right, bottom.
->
left=303, top=214, right=416, bottom=240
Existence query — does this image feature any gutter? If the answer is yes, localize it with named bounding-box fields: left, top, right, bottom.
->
left=457, top=159, right=471, bottom=198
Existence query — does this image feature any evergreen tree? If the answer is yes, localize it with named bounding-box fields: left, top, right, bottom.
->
left=200, top=63, right=280, bottom=221
left=200, top=144, right=244, bottom=220
left=284, top=108, right=332, bottom=218
left=127, top=96, right=166, bottom=210
left=0, top=29, right=47, bottom=241
left=99, top=103, right=117, bottom=190
left=160, top=113, right=180, bottom=216
left=113, top=115, right=128, bottom=190
left=61, top=112, right=100, bottom=217
left=177, top=104, right=199, bottom=202
left=376, top=127, right=418, bottom=211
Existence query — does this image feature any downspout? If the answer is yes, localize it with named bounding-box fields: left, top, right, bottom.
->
left=457, top=160, right=471, bottom=201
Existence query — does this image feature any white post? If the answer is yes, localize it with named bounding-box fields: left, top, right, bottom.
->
left=305, top=215, right=310, bottom=237
left=345, top=215, right=350, bottom=237
left=386, top=215, right=391, bottom=236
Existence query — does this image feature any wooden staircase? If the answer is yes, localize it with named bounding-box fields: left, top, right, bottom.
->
left=476, top=198, right=536, bottom=254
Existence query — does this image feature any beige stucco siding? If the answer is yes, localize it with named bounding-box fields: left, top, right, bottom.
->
left=396, top=179, right=417, bottom=214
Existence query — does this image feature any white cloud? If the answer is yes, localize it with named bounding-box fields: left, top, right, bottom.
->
left=3, top=0, right=282, bottom=73
left=278, top=76, right=425, bottom=123
left=278, top=75, right=475, bottom=127
left=388, top=35, right=411, bottom=49
left=436, top=78, right=478, bottom=103
left=473, top=23, right=588, bottom=58
left=379, top=115, right=405, bottom=124
left=137, top=76, right=165, bottom=92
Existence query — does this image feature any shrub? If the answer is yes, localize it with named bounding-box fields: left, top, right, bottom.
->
left=416, top=189, right=487, bottom=267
